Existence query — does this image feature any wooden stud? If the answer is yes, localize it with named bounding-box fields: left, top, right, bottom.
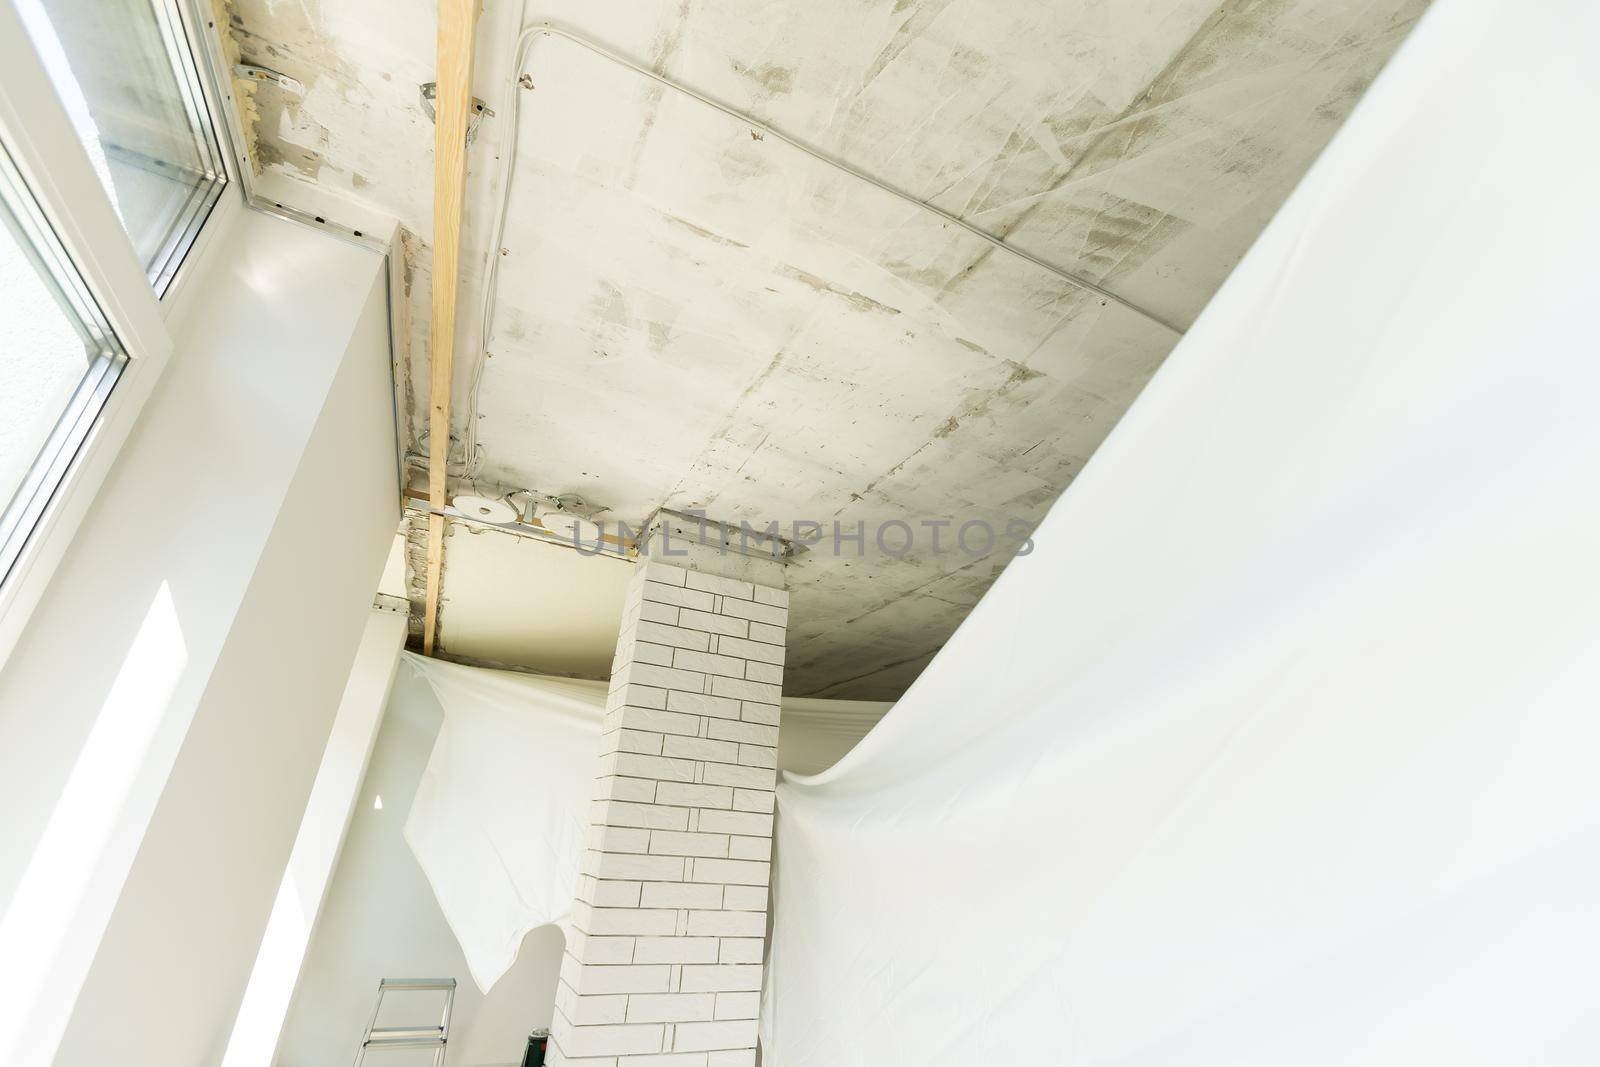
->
left=422, top=0, right=478, bottom=655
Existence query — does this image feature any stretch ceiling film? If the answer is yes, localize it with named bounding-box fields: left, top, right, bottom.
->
left=762, top=1, right=1600, bottom=1062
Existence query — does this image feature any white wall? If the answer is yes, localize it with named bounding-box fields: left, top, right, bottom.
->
left=223, top=599, right=411, bottom=1067
left=278, top=661, right=567, bottom=1067
left=0, top=206, right=398, bottom=1067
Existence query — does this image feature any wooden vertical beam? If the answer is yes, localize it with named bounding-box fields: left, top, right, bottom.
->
left=422, top=0, right=477, bottom=655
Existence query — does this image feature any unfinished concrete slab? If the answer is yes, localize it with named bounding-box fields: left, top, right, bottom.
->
left=222, top=0, right=1429, bottom=696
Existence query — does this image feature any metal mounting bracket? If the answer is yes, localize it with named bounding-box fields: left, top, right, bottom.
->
left=418, top=82, right=493, bottom=145
left=232, top=63, right=304, bottom=93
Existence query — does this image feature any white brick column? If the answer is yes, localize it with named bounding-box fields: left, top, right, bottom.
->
left=549, top=527, right=789, bottom=1067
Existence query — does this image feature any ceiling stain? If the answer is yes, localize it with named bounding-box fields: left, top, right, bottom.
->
left=730, top=60, right=796, bottom=96
left=778, top=264, right=901, bottom=316
left=664, top=213, right=750, bottom=249
left=624, top=0, right=694, bottom=187
left=860, top=0, right=961, bottom=89
left=253, top=137, right=327, bottom=182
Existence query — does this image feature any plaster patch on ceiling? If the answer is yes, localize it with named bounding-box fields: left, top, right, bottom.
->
left=402, top=508, right=432, bottom=644
left=395, top=226, right=427, bottom=457
left=224, top=0, right=439, bottom=213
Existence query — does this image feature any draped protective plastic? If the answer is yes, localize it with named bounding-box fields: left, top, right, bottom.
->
left=400, top=656, right=892, bottom=993
left=402, top=655, right=606, bottom=992
left=761, top=2, right=1600, bottom=1063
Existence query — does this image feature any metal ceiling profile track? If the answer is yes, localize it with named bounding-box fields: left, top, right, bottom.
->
left=512, top=21, right=1185, bottom=337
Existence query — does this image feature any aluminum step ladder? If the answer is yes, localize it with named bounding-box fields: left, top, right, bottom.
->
left=353, top=978, right=456, bottom=1067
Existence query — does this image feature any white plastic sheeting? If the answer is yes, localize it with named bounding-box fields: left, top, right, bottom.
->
left=399, top=655, right=893, bottom=993
left=762, top=2, right=1600, bottom=1063
left=402, top=655, right=605, bottom=992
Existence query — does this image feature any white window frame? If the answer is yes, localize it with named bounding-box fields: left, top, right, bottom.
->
left=0, top=0, right=246, bottom=664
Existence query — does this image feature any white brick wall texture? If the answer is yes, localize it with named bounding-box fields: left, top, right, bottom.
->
left=548, top=558, right=787, bottom=1067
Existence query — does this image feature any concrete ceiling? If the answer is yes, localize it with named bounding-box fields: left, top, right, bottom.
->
left=222, top=0, right=1427, bottom=697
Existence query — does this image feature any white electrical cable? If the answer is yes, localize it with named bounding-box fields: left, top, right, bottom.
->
left=461, top=1, right=528, bottom=479
left=463, top=19, right=1186, bottom=478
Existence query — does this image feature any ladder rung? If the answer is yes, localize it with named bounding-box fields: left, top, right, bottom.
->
left=363, top=1036, right=447, bottom=1049
left=378, top=978, right=456, bottom=991
left=357, top=978, right=455, bottom=1066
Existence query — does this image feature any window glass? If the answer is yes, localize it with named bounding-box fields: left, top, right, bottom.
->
left=0, top=144, right=125, bottom=584
left=15, top=0, right=226, bottom=292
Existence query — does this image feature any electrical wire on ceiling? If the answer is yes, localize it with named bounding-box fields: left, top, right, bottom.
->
left=462, top=19, right=1186, bottom=480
